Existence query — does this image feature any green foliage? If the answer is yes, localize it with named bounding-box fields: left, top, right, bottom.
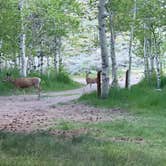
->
left=134, top=0, right=166, bottom=47
left=0, top=68, right=20, bottom=95
left=0, top=0, right=20, bottom=55
left=26, top=0, right=81, bottom=41
left=106, top=0, right=134, bottom=32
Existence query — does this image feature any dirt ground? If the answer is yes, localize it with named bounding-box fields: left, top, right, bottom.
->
left=0, top=75, right=141, bottom=134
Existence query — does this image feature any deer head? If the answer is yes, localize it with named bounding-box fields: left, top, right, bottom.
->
left=3, top=73, right=14, bottom=82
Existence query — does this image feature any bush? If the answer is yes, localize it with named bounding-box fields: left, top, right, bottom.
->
left=0, top=68, right=20, bottom=95
left=137, top=74, right=166, bottom=89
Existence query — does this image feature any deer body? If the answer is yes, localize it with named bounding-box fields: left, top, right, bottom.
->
left=5, top=74, right=41, bottom=99
left=86, top=72, right=97, bottom=87
left=10, top=77, right=41, bottom=89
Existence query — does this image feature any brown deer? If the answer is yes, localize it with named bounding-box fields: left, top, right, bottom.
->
left=85, top=71, right=97, bottom=87
left=4, top=73, right=41, bottom=100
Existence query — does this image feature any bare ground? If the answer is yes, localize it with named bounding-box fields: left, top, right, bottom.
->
left=0, top=75, right=140, bottom=134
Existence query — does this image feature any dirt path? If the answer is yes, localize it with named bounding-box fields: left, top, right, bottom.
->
left=0, top=84, right=97, bottom=132
left=0, top=75, right=140, bottom=133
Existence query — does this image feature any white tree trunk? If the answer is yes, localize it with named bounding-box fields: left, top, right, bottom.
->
left=128, top=0, right=137, bottom=88
left=155, top=56, right=161, bottom=89
left=150, top=56, right=155, bottom=75
left=40, top=51, right=44, bottom=75
left=143, top=25, right=150, bottom=80
left=0, top=40, right=2, bottom=71
left=98, top=0, right=110, bottom=98
left=19, top=0, right=27, bottom=77
left=149, top=37, right=155, bottom=76
left=143, top=37, right=148, bottom=78
left=53, top=37, right=58, bottom=74
left=46, top=55, right=50, bottom=77
left=47, top=56, right=50, bottom=69
left=20, top=34, right=27, bottom=77
left=154, top=38, right=161, bottom=89
left=58, top=37, right=62, bottom=73
left=27, top=56, right=32, bottom=74
left=109, top=12, right=118, bottom=87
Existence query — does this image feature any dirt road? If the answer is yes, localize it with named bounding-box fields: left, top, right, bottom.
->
left=0, top=75, right=140, bottom=133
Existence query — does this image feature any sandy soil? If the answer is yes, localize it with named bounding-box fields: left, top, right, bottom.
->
left=0, top=75, right=141, bottom=133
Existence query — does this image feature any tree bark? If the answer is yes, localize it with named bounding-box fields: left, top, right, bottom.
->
left=53, top=37, right=58, bottom=74
left=144, top=36, right=148, bottom=79
left=46, top=56, right=50, bottom=69
left=143, top=24, right=150, bottom=80
left=149, top=37, right=155, bottom=76
left=155, top=55, right=161, bottom=89
left=40, top=51, right=44, bottom=76
left=154, top=39, right=161, bottom=89
left=0, top=40, right=2, bottom=72
left=20, top=33, right=27, bottom=77
left=19, top=0, right=27, bottom=77
left=152, top=30, right=161, bottom=89
left=58, top=37, right=62, bottom=73
left=27, top=56, right=32, bottom=74
left=98, top=0, right=110, bottom=98
left=127, top=0, right=137, bottom=88
left=109, top=12, right=118, bottom=87
left=46, top=55, right=50, bottom=77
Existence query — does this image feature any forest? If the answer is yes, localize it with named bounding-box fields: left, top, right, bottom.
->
left=0, top=0, right=166, bottom=165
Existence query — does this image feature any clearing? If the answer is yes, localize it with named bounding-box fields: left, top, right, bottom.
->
left=0, top=75, right=140, bottom=133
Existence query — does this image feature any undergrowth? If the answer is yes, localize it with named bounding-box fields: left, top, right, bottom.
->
left=79, top=76, right=166, bottom=116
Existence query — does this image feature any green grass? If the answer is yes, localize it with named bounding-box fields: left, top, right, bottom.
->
left=79, top=76, right=166, bottom=115
left=0, top=69, right=81, bottom=95
left=77, top=78, right=166, bottom=165
left=0, top=131, right=165, bottom=166
left=1, top=76, right=166, bottom=165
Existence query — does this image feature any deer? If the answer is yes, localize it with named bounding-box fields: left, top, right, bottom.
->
left=4, top=73, right=41, bottom=100
left=85, top=71, right=97, bottom=88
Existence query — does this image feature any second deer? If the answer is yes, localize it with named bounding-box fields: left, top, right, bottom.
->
left=85, top=71, right=97, bottom=87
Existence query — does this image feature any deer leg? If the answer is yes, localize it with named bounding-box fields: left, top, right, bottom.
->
left=83, top=85, right=86, bottom=94
left=23, top=89, right=26, bottom=101
left=38, top=88, right=40, bottom=100
left=37, top=86, right=41, bottom=100
left=13, top=87, right=17, bottom=95
left=34, top=84, right=41, bottom=100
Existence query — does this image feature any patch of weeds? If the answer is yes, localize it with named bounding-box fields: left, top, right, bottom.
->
left=50, top=120, right=80, bottom=131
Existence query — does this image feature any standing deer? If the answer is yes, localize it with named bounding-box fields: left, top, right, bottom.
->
left=4, top=73, right=41, bottom=100
left=85, top=71, right=97, bottom=88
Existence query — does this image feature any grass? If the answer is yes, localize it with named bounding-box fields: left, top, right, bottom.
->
left=0, top=131, right=165, bottom=166
left=79, top=76, right=166, bottom=115
left=78, top=77, right=166, bottom=165
left=0, top=69, right=81, bottom=95
left=1, top=75, right=166, bottom=165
